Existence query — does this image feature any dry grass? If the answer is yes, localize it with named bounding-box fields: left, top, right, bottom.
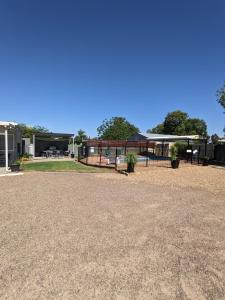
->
left=0, top=165, right=224, bottom=299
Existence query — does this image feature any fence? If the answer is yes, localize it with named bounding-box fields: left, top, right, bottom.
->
left=214, top=144, right=225, bottom=164
left=78, top=139, right=222, bottom=170
left=78, top=140, right=178, bottom=170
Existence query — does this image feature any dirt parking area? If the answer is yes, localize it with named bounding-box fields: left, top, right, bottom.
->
left=0, top=166, right=225, bottom=299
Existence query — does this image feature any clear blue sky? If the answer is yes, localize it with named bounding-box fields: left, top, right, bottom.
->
left=0, top=0, right=225, bottom=136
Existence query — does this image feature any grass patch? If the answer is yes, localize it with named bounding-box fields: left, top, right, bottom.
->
left=22, top=161, right=111, bottom=173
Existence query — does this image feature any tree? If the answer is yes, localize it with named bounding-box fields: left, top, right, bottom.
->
left=211, top=134, right=219, bottom=144
left=217, top=82, right=225, bottom=110
left=74, top=129, right=88, bottom=145
left=164, top=110, right=188, bottom=135
left=18, top=123, right=49, bottom=139
left=97, top=117, right=139, bottom=140
left=147, top=123, right=164, bottom=134
left=216, top=82, right=225, bottom=133
left=184, top=118, right=207, bottom=136
left=147, top=110, right=207, bottom=137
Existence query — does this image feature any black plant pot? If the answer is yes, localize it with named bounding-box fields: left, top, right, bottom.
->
left=171, top=159, right=180, bottom=169
left=10, top=163, right=20, bottom=172
left=202, top=159, right=209, bottom=166
left=127, top=163, right=135, bottom=173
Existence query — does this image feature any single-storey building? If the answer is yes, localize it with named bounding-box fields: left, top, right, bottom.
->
left=128, top=132, right=202, bottom=156
left=0, top=121, right=22, bottom=170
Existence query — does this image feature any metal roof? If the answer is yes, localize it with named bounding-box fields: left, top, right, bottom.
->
left=137, top=132, right=201, bottom=141
left=34, top=132, right=73, bottom=138
left=0, top=121, right=18, bottom=127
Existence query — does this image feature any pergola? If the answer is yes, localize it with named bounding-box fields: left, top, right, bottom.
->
left=32, top=132, right=74, bottom=157
left=0, top=121, right=18, bottom=171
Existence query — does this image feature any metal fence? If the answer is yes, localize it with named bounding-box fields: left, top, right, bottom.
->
left=78, top=139, right=224, bottom=170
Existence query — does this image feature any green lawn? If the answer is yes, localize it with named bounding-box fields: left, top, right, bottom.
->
left=22, top=161, right=111, bottom=173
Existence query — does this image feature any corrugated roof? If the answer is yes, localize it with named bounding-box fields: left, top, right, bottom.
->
left=139, top=132, right=201, bottom=141
left=0, top=121, right=18, bottom=127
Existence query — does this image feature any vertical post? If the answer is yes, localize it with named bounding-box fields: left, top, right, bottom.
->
left=115, top=147, right=118, bottom=170
left=33, top=134, right=35, bottom=158
left=187, top=139, right=190, bottom=162
left=86, top=146, right=88, bottom=164
left=72, top=135, right=75, bottom=158
left=5, top=128, right=9, bottom=171
left=99, top=148, right=102, bottom=165
left=78, top=146, right=80, bottom=162
left=198, top=145, right=200, bottom=164
left=146, top=141, right=148, bottom=167
left=205, top=139, right=207, bottom=156
left=161, top=140, right=164, bottom=157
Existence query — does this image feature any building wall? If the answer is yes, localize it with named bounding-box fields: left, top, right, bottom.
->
left=0, top=127, right=22, bottom=166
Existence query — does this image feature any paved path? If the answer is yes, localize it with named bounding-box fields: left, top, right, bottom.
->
left=0, top=172, right=224, bottom=299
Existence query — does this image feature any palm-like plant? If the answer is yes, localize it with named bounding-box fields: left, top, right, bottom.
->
left=126, top=153, right=137, bottom=172
left=170, top=145, right=178, bottom=161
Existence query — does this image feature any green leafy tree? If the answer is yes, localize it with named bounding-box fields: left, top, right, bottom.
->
left=97, top=117, right=139, bottom=140
left=147, top=110, right=207, bottom=137
left=216, top=82, right=225, bottom=133
left=217, top=82, right=225, bottom=110
left=147, top=123, right=164, bottom=134
left=164, top=110, right=188, bottom=135
left=184, top=118, right=207, bottom=136
left=74, top=129, right=88, bottom=145
left=211, top=134, right=219, bottom=144
left=18, top=123, right=49, bottom=139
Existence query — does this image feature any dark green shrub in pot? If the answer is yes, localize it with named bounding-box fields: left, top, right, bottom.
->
left=170, top=145, right=180, bottom=169
left=126, top=152, right=137, bottom=173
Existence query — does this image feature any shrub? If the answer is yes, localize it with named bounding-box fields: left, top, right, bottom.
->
left=125, top=152, right=137, bottom=165
left=170, top=145, right=178, bottom=161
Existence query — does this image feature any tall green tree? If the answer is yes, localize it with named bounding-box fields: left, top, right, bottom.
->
left=184, top=118, right=207, bottom=136
left=211, top=134, right=219, bottom=144
left=216, top=82, right=225, bottom=133
left=147, top=110, right=207, bottom=137
left=217, top=82, right=225, bottom=110
left=97, top=117, right=139, bottom=140
left=74, top=129, right=88, bottom=144
left=147, top=123, right=164, bottom=134
left=164, top=110, right=188, bottom=135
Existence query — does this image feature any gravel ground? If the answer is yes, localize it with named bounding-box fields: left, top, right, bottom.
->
left=0, top=166, right=225, bottom=299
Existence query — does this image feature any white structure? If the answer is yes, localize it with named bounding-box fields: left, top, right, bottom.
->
left=129, top=132, right=201, bottom=141
left=0, top=121, right=21, bottom=171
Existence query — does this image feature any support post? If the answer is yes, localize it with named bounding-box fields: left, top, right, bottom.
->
left=33, top=134, right=35, bottom=158
left=198, top=145, right=200, bottom=164
left=205, top=139, right=207, bottom=156
left=72, top=135, right=75, bottom=159
left=99, top=148, right=102, bottom=165
left=5, top=128, right=9, bottom=171
left=115, top=148, right=118, bottom=170
left=161, top=140, right=164, bottom=157
left=86, top=146, right=88, bottom=164
left=146, top=141, right=148, bottom=167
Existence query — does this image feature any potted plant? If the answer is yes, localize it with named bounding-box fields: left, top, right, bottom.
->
left=10, top=159, right=21, bottom=172
left=202, top=156, right=209, bottom=166
left=170, top=145, right=180, bottom=169
left=126, top=152, right=137, bottom=173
